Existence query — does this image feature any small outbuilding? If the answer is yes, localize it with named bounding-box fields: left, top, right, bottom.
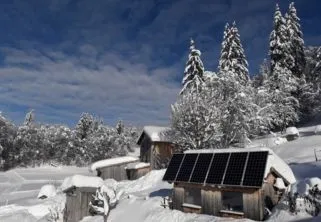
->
left=137, top=126, right=176, bottom=169
left=163, top=147, right=296, bottom=221
left=90, top=156, right=150, bottom=181
left=62, top=175, right=104, bottom=222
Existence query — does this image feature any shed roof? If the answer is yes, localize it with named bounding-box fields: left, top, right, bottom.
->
left=89, top=156, right=139, bottom=172
left=163, top=147, right=296, bottom=188
left=61, top=175, right=103, bottom=192
left=137, top=125, right=172, bottom=145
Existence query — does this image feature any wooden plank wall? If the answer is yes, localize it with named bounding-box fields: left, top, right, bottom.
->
left=243, top=190, right=264, bottom=221
left=201, top=190, right=222, bottom=215
left=63, top=189, right=96, bottom=222
left=173, top=187, right=184, bottom=211
left=101, top=162, right=138, bottom=181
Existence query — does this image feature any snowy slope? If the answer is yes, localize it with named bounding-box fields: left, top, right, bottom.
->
left=2, top=125, right=321, bottom=222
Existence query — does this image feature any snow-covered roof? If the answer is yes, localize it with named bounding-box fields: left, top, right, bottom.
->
left=184, top=147, right=296, bottom=185
left=89, top=156, right=139, bottom=172
left=125, top=162, right=151, bottom=170
left=61, top=175, right=104, bottom=192
left=137, top=125, right=172, bottom=144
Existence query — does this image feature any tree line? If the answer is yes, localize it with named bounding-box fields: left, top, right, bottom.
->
left=0, top=111, right=140, bottom=170
left=171, top=3, right=321, bottom=150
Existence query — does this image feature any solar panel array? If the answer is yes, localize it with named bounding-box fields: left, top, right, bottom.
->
left=163, top=151, right=269, bottom=188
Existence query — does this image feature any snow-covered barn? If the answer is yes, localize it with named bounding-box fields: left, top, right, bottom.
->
left=163, top=147, right=296, bottom=221
left=61, top=175, right=104, bottom=222
left=137, top=126, right=176, bottom=169
left=89, top=156, right=143, bottom=181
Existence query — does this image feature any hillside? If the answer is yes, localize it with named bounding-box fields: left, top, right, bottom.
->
left=1, top=125, right=321, bottom=222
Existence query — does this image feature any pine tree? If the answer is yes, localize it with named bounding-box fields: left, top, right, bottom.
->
left=181, top=39, right=205, bottom=94
left=75, top=113, right=95, bottom=140
left=218, top=23, right=231, bottom=73
left=252, top=59, right=270, bottom=88
left=116, top=120, right=124, bottom=135
left=24, top=109, right=35, bottom=126
left=218, top=22, right=249, bottom=85
left=286, top=2, right=305, bottom=78
left=269, top=64, right=299, bottom=130
left=269, top=4, right=294, bottom=72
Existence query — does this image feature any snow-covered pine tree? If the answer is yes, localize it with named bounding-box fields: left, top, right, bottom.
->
left=24, top=109, right=35, bottom=126
left=305, top=46, right=321, bottom=84
left=286, top=2, right=305, bottom=78
left=75, top=113, right=95, bottom=140
left=116, top=119, right=124, bottom=135
left=252, top=59, right=270, bottom=88
left=269, top=4, right=294, bottom=73
left=180, top=39, right=205, bottom=94
left=218, top=22, right=249, bottom=85
left=269, top=63, right=299, bottom=130
left=218, top=23, right=231, bottom=73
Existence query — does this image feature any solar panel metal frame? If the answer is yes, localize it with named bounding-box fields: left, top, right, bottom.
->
left=189, top=153, right=214, bottom=184
left=241, top=151, right=269, bottom=187
left=175, top=153, right=199, bottom=182
left=162, top=153, right=185, bottom=182
left=222, top=152, right=249, bottom=186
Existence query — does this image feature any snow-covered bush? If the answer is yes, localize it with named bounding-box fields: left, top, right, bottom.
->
left=288, top=178, right=321, bottom=216
left=37, top=184, right=57, bottom=199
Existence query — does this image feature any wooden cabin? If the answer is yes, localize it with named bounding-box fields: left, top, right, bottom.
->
left=163, top=148, right=296, bottom=221
left=137, top=126, right=176, bottom=170
left=90, top=156, right=141, bottom=181
left=62, top=175, right=104, bottom=222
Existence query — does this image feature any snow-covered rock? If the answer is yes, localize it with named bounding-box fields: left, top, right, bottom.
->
left=274, top=137, right=287, bottom=145
left=89, top=156, right=139, bottom=172
left=37, top=184, right=57, bottom=199
left=60, top=175, right=104, bottom=192
left=286, top=127, right=299, bottom=136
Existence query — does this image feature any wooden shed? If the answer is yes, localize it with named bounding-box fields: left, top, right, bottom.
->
left=125, top=162, right=151, bottom=180
left=62, top=175, right=103, bottom=222
left=163, top=147, right=296, bottom=221
left=90, top=156, right=140, bottom=181
left=137, top=126, right=176, bottom=170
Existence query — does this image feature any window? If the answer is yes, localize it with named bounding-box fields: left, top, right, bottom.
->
left=222, top=192, right=243, bottom=212
left=184, top=187, right=201, bottom=206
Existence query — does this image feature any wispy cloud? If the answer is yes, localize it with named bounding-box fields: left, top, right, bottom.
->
left=0, top=46, right=180, bottom=126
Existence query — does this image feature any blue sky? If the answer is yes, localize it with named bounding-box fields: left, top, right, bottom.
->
left=0, top=0, right=320, bottom=127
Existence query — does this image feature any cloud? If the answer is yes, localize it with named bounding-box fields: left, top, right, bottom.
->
left=0, top=45, right=180, bottom=126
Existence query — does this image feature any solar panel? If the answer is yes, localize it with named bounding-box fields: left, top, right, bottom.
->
left=189, top=153, right=213, bottom=183
left=175, top=154, right=198, bottom=182
left=163, top=154, right=184, bottom=181
left=242, top=151, right=268, bottom=187
left=206, top=153, right=230, bottom=185
left=223, top=152, right=248, bottom=186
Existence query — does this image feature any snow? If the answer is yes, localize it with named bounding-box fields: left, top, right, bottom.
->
left=89, top=156, right=139, bottom=172
left=139, top=126, right=171, bottom=142
left=37, top=184, right=56, bottom=199
left=185, top=147, right=296, bottom=185
left=182, top=203, right=202, bottom=209
left=125, top=162, right=150, bottom=170
left=3, top=124, right=321, bottom=222
left=314, top=125, right=321, bottom=134
left=286, top=127, right=299, bottom=136
left=60, top=175, right=103, bottom=192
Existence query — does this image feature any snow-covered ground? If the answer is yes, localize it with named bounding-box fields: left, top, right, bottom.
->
left=2, top=126, right=321, bottom=222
